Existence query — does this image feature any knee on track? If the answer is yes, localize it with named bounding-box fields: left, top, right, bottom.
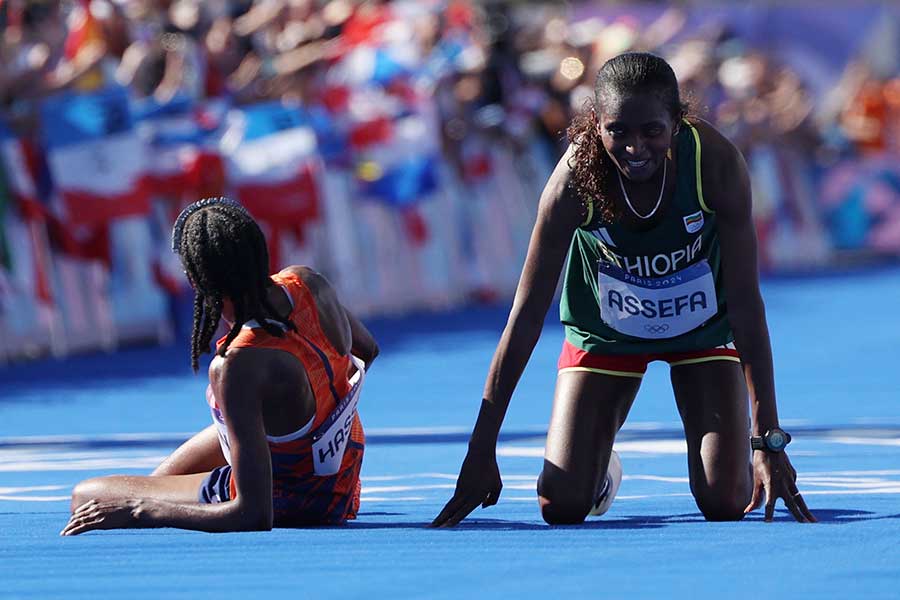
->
left=695, top=494, right=748, bottom=522
left=537, top=474, right=594, bottom=525
left=538, top=495, right=594, bottom=525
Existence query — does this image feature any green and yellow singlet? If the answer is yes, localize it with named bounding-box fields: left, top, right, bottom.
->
left=560, top=121, right=734, bottom=355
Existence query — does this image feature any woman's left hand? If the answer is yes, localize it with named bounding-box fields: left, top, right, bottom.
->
left=745, top=450, right=816, bottom=522
left=60, top=498, right=147, bottom=536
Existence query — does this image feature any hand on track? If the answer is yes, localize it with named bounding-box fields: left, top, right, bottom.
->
left=431, top=448, right=502, bottom=528
left=745, top=450, right=816, bottom=522
left=61, top=498, right=142, bottom=536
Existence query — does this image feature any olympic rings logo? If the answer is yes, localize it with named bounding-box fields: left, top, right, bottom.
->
left=645, top=324, right=670, bottom=334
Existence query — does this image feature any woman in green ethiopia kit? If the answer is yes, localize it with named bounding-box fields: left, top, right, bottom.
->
left=432, top=52, right=815, bottom=527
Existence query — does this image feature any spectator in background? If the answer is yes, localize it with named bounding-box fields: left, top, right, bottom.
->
left=1, top=1, right=68, bottom=117
left=886, top=76, right=900, bottom=154
left=1, top=0, right=898, bottom=367
left=841, top=74, right=892, bottom=156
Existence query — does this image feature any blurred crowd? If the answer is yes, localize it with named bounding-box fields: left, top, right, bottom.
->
left=1, top=0, right=899, bottom=360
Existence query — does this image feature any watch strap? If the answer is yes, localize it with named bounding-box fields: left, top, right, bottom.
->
left=751, top=429, right=792, bottom=452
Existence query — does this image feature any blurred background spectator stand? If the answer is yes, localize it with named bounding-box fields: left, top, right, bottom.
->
left=0, top=0, right=898, bottom=363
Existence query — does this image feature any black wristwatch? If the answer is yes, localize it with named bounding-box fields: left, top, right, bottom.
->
left=751, top=428, right=792, bottom=453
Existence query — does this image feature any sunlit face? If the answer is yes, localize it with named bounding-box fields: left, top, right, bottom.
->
left=597, top=92, right=677, bottom=182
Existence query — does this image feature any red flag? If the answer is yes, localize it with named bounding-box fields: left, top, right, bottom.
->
left=402, top=208, right=429, bottom=247
left=349, top=117, right=393, bottom=149
left=341, top=4, right=392, bottom=49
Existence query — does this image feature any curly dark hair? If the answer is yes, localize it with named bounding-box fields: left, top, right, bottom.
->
left=567, top=52, right=689, bottom=223
left=175, top=199, right=296, bottom=372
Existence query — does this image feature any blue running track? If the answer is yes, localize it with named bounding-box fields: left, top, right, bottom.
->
left=1, top=267, right=899, bottom=599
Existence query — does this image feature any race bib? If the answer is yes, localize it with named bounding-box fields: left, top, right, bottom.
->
left=311, top=359, right=365, bottom=476
left=598, top=260, right=718, bottom=339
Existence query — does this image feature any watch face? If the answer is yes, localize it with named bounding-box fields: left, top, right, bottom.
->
left=768, top=431, right=786, bottom=450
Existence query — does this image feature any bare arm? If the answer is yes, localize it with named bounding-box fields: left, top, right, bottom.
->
left=696, top=120, right=815, bottom=522
left=470, top=148, right=583, bottom=447
left=430, top=147, right=583, bottom=527
left=343, top=305, right=379, bottom=368
left=696, top=122, right=778, bottom=435
left=136, top=351, right=274, bottom=532
left=233, top=1, right=285, bottom=37
left=62, top=350, right=276, bottom=535
left=479, top=154, right=585, bottom=428
left=47, top=40, right=107, bottom=92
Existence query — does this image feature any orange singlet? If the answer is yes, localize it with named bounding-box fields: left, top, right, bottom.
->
left=206, top=270, right=365, bottom=526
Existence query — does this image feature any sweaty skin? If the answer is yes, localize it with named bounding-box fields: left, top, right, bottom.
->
left=431, top=93, right=814, bottom=527
left=62, top=267, right=378, bottom=535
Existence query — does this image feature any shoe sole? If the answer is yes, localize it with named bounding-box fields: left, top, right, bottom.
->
left=588, top=449, right=622, bottom=517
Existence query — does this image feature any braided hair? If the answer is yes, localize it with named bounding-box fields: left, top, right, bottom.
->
left=567, top=52, right=689, bottom=222
left=172, top=197, right=296, bottom=372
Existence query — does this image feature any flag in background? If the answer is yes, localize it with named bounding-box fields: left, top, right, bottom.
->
left=354, top=110, right=440, bottom=206
left=133, top=94, right=205, bottom=199
left=131, top=95, right=231, bottom=299
left=324, top=15, right=441, bottom=212
left=356, top=154, right=439, bottom=207
left=186, top=99, right=230, bottom=201
left=222, top=101, right=322, bottom=269
left=303, top=105, right=348, bottom=167
left=0, top=154, right=12, bottom=272
left=0, top=122, right=55, bottom=305
left=338, top=2, right=393, bottom=51
left=0, top=124, right=52, bottom=223
left=41, top=86, right=150, bottom=227
left=352, top=110, right=442, bottom=248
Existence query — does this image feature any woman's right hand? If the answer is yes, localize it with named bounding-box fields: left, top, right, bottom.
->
left=430, top=444, right=502, bottom=528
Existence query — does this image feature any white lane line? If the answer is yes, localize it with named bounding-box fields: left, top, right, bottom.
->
left=362, top=473, right=537, bottom=482
left=0, top=433, right=194, bottom=446
left=360, top=497, right=425, bottom=502
left=363, top=473, right=459, bottom=482
left=804, top=469, right=900, bottom=476
left=0, top=457, right=167, bottom=472
left=801, top=488, right=900, bottom=496
left=5, top=475, right=900, bottom=503
left=502, top=493, right=694, bottom=502
left=0, top=485, right=71, bottom=502
left=362, top=484, right=456, bottom=494
left=1, top=423, right=897, bottom=448
left=800, top=479, right=900, bottom=490
left=497, top=439, right=689, bottom=458
left=0, top=495, right=70, bottom=501
left=825, top=436, right=900, bottom=447
left=626, top=475, right=690, bottom=483
left=0, top=485, right=68, bottom=494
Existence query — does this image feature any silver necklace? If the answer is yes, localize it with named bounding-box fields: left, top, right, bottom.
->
left=617, top=159, right=667, bottom=220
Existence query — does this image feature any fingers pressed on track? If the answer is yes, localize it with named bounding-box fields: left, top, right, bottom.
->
left=764, top=486, right=775, bottom=522
left=430, top=497, right=465, bottom=527
left=782, top=492, right=809, bottom=523
left=793, top=492, right=817, bottom=522
left=436, top=498, right=484, bottom=528
left=62, top=513, right=107, bottom=536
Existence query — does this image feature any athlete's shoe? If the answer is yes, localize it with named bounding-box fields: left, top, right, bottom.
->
left=588, top=450, right=622, bottom=517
